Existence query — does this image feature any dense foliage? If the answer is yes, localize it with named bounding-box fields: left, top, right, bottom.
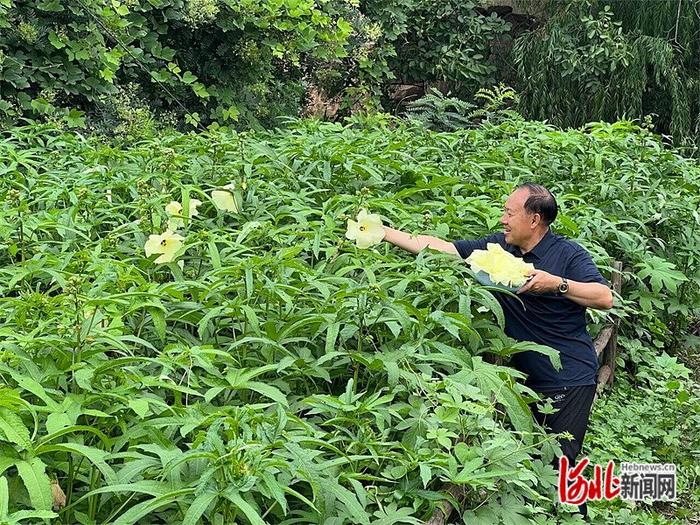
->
left=361, top=0, right=510, bottom=95
left=512, top=0, right=700, bottom=155
left=0, top=0, right=354, bottom=130
left=1, top=0, right=698, bottom=150
left=0, top=117, right=698, bottom=523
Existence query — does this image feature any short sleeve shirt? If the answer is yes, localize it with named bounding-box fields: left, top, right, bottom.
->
left=453, top=230, right=608, bottom=391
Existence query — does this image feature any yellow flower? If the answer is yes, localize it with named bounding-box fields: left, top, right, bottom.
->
left=466, top=243, right=534, bottom=287
left=144, top=231, right=185, bottom=264
left=165, top=201, right=182, bottom=216
left=211, top=184, right=238, bottom=212
left=165, top=199, right=202, bottom=230
left=345, top=209, right=385, bottom=249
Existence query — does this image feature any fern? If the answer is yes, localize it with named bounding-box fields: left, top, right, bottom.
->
left=405, top=84, right=523, bottom=131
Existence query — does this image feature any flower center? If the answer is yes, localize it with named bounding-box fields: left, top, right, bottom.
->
left=160, top=239, right=168, bottom=246
left=359, top=226, right=366, bottom=231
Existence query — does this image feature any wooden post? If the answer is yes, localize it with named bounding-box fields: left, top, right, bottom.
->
left=425, top=485, right=467, bottom=525
left=596, top=261, right=623, bottom=391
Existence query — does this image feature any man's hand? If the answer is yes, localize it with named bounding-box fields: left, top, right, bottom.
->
left=516, top=269, right=559, bottom=295
left=517, top=269, right=614, bottom=310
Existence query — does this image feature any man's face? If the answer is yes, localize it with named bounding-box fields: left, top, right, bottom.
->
left=500, top=188, right=537, bottom=246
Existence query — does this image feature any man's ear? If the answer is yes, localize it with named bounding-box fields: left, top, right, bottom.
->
left=530, top=213, right=542, bottom=228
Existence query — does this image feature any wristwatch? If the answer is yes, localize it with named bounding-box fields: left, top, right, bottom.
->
left=558, top=278, right=569, bottom=295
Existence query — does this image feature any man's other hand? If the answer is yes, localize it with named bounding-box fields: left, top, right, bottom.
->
left=518, top=270, right=614, bottom=310
left=517, top=269, right=559, bottom=295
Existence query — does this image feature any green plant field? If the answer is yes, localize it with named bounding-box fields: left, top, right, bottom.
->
left=0, top=116, right=698, bottom=524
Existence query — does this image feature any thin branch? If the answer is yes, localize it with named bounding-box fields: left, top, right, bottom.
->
left=673, top=0, right=683, bottom=45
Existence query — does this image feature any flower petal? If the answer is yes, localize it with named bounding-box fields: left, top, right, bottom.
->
left=165, top=201, right=182, bottom=216
left=154, top=235, right=184, bottom=264
left=345, top=219, right=360, bottom=240
left=188, top=199, right=202, bottom=217
left=144, top=234, right=164, bottom=257
left=356, top=236, right=373, bottom=249
left=211, top=190, right=238, bottom=212
left=154, top=252, right=173, bottom=264
left=466, top=243, right=534, bottom=287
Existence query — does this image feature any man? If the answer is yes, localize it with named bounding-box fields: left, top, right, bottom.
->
left=382, top=183, right=613, bottom=518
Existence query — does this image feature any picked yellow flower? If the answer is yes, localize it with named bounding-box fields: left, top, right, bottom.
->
left=345, top=209, right=385, bottom=249
left=466, top=243, right=534, bottom=287
left=211, top=183, right=238, bottom=212
left=144, top=231, right=185, bottom=264
left=165, top=199, right=202, bottom=230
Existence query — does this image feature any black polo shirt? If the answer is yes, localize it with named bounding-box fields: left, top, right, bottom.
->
left=453, top=230, right=608, bottom=392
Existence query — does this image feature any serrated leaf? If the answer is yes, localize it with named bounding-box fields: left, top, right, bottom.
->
left=326, top=480, right=369, bottom=524
left=182, top=489, right=218, bottom=525
left=16, top=457, right=52, bottom=511
left=0, top=408, right=31, bottom=451
left=112, top=488, right=194, bottom=525
left=325, top=322, right=340, bottom=354
left=35, top=443, right=117, bottom=484
left=245, top=381, right=288, bottom=407
left=222, top=489, right=265, bottom=525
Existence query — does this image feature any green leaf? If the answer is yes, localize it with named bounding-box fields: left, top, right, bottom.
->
left=30, top=97, right=53, bottom=115
left=112, top=488, right=195, bottom=525
left=182, top=71, right=198, bottom=84
left=35, top=443, right=117, bottom=484
left=181, top=489, right=218, bottom=525
left=222, top=490, right=267, bottom=525
left=80, top=481, right=170, bottom=501
left=45, top=412, right=73, bottom=435
left=0, top=368, right=58, bottom=409
left=497, top=340, right=562, bottom=371
left=0, top=408, right=31, bottom=451
left=207, top=240, right=221, bottom=269
left=325, top=480, right=369, bottom=524
left=419, top=464, right=432, bottom=488
left=245, top=381, right=289, bottom=407
left=64, top=109, right=86, bottom=128
left=0, top=476, right=9, bottom=518
left=48, top=31, right=66, bottom=49
left=637, top=256, right=687, bottom=294
left=325, top=322, right=340, bottom=354
left=192, top=83, right=209, bottom=99
left=128, top=398, right=150, bottom=418
left=15, top=457, right=52, bottom=511
left=149, top=307, right=166, bottom=342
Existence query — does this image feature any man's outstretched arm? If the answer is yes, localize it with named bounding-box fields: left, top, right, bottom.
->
left=382, top=226, right=459, bottom=256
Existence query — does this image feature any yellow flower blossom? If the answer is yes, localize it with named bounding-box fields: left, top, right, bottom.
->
left=345, top=209, right=385, bottom=249
left=211, top=183, right=238, bottom=212
left=165, top=199, right=202, bottom=230
left=165, top=201, right=182, bottom=216
left=466, top=243, right=535, bottom=287
left=144, top=231, right=185, bottom=264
